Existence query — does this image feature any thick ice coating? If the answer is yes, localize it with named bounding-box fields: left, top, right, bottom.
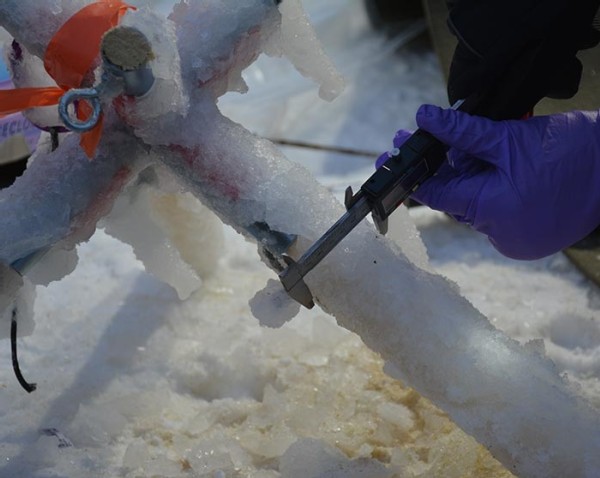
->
left=0, top=1, right=598, bottom=477
left=0, top=124, right=146, bottom=267
left=153, top=105, right=600, bottom=477
left=7, top=40, right=64, bottom=129
left=0, top=0, right=93, bottom=59
left=274, top=0, right=345, bottom=101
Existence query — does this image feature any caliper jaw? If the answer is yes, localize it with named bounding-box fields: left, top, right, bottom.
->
left=346, top=185, right=389, bottom=235
left=280, top=255, right=315, bottom=309
left=278, top=194, right=372, bottom=309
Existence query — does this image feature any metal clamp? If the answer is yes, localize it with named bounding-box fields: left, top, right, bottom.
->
left=58, top=26, right=155, bottom=134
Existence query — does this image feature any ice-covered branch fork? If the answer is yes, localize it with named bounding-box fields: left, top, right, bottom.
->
left=0, top=1, right=599, bottom=477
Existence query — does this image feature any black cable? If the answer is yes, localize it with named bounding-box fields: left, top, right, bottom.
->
left=10, top=308, right=37, bottom=393
left=268, top=138, right=378, bottom=158
left=50, top=127, right=60, bottom=152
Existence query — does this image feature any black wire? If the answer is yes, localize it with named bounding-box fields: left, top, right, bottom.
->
left=268, top=138, right=378, bottom=158
left=50, top=128, right=59, bottom=152
left=10, top=308, right=37, bottom=393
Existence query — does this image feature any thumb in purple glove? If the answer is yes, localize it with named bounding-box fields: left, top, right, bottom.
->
left=412, top=104, right=600, bottom=260
left=376, top=130, right=412, bottom=169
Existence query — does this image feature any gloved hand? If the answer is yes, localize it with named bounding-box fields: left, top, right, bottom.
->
left=380, top=105, right=600, bottom=260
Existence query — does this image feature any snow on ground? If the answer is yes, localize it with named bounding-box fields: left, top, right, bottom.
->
left=0, top=1, right=599, bottom=477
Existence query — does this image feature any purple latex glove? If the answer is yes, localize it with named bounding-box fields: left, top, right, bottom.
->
left=376, top=130, right=413, bottom=169
left=381, top=105, right=600, bottom=260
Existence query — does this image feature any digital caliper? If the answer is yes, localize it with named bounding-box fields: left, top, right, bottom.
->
left=278, top=100, right=464, bottom=309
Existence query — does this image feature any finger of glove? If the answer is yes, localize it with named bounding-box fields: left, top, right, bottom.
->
left=375, top=152, right=388, bottom=169
left=416, top=104, right=507, bottom=166
left=392, top=129, right=412, bottom=148
left=410, top=163, right=477, bottom=219
left=376, top=129, right=413, bottom=169
left=448, top=149, right=491, bottom=176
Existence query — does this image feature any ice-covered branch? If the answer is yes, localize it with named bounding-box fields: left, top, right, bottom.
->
left=154, top=101, right=600, bottom=478
left=0, top=0, right=91, bottom=59
left=0, top=125, right=145, bottom=267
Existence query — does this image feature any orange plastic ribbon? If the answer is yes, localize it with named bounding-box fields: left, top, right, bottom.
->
left=0, top=0, right=135, bottom=158
left=45, top=1, right=133, bottom=90
left=0, top=88, right=64, bottom=116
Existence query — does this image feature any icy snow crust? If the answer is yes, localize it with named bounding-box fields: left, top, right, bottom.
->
left=0, top=0, right=94, bottom=59
left=0, top=1, right=599, bottom=477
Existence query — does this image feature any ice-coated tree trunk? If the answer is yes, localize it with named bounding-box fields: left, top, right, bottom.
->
left=156, top=104, right=600, bottom=478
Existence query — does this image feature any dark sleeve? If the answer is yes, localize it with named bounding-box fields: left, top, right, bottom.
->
left=445, top=0, right=600, bottom=119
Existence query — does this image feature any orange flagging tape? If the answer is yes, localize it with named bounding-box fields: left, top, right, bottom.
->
left=78, top=98, right=105, bottom=158
left=45, top=1, right=134, bottom=90
left=0, top=0, right=135, bottom=158
left=0, top=87, right=64, bottom=117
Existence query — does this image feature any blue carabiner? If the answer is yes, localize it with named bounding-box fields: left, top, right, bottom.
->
left=58, top=88, right=102, bottom=133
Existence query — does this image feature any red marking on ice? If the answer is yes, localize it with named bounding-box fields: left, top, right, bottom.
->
left=168, top=144, right=241, bottom=201
left=196, top=27, right=262, bottom=91
left=67, top=165, right=134, bottom=241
